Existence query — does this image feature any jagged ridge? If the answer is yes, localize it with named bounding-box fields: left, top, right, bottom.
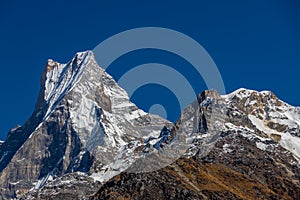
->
left=0, top=50, right=299, bottom=199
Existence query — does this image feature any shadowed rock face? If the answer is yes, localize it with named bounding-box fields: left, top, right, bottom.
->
left=1, top=51, right=300, bottom=200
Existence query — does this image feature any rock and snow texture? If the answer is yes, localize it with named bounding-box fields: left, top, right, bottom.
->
left=221, top=88, right=300, bottom=159
left=0, top=50, right=300, bottom=199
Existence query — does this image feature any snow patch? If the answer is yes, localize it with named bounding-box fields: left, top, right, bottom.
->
left=249, top=114, right=300, bottom=159
left=280, top=133, right=300, bottom=158
left=256, top=142, right=267, bottom=151
left=248, top=115, right=281, bottom=135
left=223, top=143, right=233, bottom=153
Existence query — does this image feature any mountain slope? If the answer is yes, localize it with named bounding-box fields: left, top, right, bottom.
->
left=92, top=157, right=297, bottom=200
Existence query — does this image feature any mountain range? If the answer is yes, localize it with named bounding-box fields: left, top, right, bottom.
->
left=0, top=51, right=300, bottom=200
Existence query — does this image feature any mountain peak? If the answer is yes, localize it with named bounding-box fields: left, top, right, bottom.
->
left=46, top=59, right=59, bottom=71
left=37, top=50, right=99, bottom=118
left=70, top=50, right=94, bottom=67
left=223, top=88, right=277, bottom=100
left=197, top=89, right=220, bottom=102
left=0, top=50, right=170, bottom=199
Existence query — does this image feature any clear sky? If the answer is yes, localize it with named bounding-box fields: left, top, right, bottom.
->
left=0, top=0, right=299, bottom=140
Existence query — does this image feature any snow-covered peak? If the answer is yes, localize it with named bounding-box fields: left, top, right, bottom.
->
left=39, top=51, right=96, bottom=118
left=0, top=49, right=171, bottom=199
left=42, top=49, right=168, bottom=166
left=43, top=50, right=92, bottom=99
left=35, top=50, right=168, bottom=139
left=217, top=88, right=300, bottom=159
left=221, top=88, right=286, bottom=113
left=222, top=88, right=275, bottom=100
left=72, top=51, right=93, bottom=66
left=190, top=88, right=300, bottom=160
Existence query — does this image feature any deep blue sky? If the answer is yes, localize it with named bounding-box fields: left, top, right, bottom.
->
left=0, top=0, right=299, bottom=140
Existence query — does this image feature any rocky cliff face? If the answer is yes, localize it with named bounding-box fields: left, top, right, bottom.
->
left=1, top=51, right=300, bottom=200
